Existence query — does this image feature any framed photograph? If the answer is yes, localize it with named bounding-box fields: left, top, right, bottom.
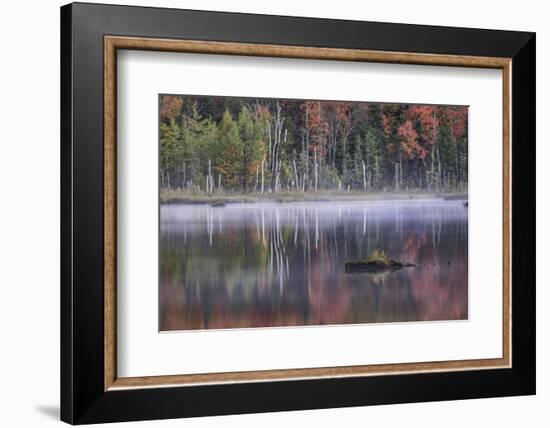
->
left=61, top=2, right=535, bottom=424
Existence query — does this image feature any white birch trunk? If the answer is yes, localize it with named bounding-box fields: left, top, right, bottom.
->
left=361, top=160, right=367, bottom=192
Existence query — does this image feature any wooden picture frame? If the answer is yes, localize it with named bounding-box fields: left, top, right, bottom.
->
left=61, top=2, right=535, bottom=424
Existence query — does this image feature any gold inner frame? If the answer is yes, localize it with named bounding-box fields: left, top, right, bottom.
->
left=104, top=35, right=512, bottom=391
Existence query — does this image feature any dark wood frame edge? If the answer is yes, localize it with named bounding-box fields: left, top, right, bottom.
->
left=61, top=3, right=535, bottom=424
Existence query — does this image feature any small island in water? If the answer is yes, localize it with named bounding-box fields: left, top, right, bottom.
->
left=345, top=249, right=416, bottom=273
left=159, top=94, right=468, bottom=331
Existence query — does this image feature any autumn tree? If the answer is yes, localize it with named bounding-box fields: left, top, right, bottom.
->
left=238, top=106, right=265, bottom=191
left=180, top=105, right=217, bottom=190
left=160, top=95, right=183, bottom=122
left=159, top=95, right=468, bottom=194
left=160, top=118, right=181, bottom=188
left=446, top=107, right=468, bottom=189
left=212, top=110, right=242, bottom=189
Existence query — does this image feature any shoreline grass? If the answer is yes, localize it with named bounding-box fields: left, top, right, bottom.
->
left=160, top=189, right=468, bottom=205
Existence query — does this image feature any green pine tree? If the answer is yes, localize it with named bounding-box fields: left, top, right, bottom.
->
left=212, top=110, right=242, bottom=189
left=160, top=118, right=181, bottom=188
left=181, top=105, right=217, bottom=189
left=238, top=106, right=266, bottom=191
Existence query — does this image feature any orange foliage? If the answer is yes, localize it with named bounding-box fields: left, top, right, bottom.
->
left=398, top=120, right=427, bottom=159
left=160, top=95, right=183, bottom=122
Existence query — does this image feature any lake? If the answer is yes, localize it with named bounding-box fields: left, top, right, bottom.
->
left=159, top=199, right=468, bottom=331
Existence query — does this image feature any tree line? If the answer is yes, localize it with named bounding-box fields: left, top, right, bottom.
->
left=160, top=95, right=468, bottom=194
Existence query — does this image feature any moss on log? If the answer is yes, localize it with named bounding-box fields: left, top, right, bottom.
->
left=345, top=249, right=415, bottom=273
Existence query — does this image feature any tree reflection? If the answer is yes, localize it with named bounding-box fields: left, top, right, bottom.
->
left=160, top=201, right=468, bottom=330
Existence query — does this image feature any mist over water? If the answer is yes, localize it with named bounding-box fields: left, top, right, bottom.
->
left=159, top=200, right=468, bottom=331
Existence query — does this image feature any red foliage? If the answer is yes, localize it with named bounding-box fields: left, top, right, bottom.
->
left=407, top=105, right=439, bottom=144
left=398, top=120, right=427, bottom=159
left=381, top=105, right=399, bottom=137
left=301, top=101, right=329, bottom=158
left=446, top=106, right=468, bottom=139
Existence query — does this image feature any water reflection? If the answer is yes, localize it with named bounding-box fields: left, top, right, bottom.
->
left=160, top=200, right=468, bottom=330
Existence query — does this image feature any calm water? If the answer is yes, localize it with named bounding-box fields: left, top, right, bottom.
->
left=160, top=199, right=468, bottom=331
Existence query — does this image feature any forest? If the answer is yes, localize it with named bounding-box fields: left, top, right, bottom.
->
left=159, top=94, right=468, bottom=198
